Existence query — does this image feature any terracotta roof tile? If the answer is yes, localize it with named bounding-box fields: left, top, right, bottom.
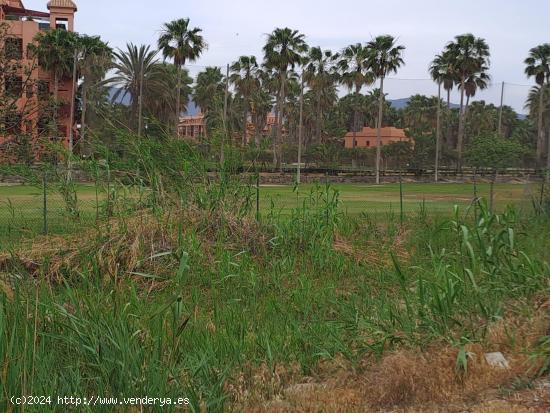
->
left=47, top=0, right=77, bottom=11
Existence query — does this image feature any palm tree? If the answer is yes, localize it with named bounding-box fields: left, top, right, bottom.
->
left=462, top=70, right=490, bottom=112
left=249, top=86, right=273, bottom=146
left=526, top=84, right=550, bottom=172
left=76, top=35, right=112, bottom=142
left=148, top=63, right=193, bottom=126
left=263, top=28, right=308, bottom=169
left=31, top=29, right=78, bottom=142
left=158, top=18, right=206, bottom=132
left=430, top=51, right=457, bottom=175
left=110, top=44, right=160, bottom=131
left=366, top=35, right=405, bottom=184
left=338, top=43, right=373, bottom=153
left=32, top=29, right=77, bottom=101
left=444, top=34, right=490, bottom=169
left=193, top=66, right=224, bottom=137
left=304, top=47, right=338, bottom=144
left=524, top=44, right=550, bottom=165
left=230, top=56, right=260, bottom=145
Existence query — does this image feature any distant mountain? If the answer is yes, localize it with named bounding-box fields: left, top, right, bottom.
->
left=108, top=87, right=131, bottom=105
left=108, top=87, right=200, bottom=116
left=389, top=97, right=460, bottom=110
left=185, top=100, right=199, bottom=116
left=108, top=88, right=526, bottom=119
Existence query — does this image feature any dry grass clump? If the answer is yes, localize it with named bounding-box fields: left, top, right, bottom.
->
left=0, top=207, right=271, bottom=285
left=0, top=212, right=176, bottom=283
left=333, top=228, right=410, bottom=268
left=363, top=344, right=526, bottom=410
left=182, top=205, right=271, bottom=255
left=231, top=300, right=550, bottom=413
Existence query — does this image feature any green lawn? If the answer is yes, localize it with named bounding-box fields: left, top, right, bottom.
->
left=0, top=182, right=535, bottom=246
left=0, top=184, right=103, bottom=246
left=259, top=182, right=531, bottom=215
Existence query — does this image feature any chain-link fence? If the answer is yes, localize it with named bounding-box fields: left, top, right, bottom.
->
left=1, top=166, right=547, bottom=248
left=0, top=166, right=149, bottom=247
left=0, top=170, right=96, bottom=245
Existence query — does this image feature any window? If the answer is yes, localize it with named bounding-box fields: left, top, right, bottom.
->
left=38, top=80, right=50, bottom=100
left=6, top=76, right=23, bottom=98
left=55, top=18, right=68, bottom=30
left=38, top=22, right=50, bottom=31
left=5, top=37, right=23, bottom=60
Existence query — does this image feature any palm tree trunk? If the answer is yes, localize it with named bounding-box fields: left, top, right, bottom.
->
left=273, top=96, right=280, bottom=167
left=446, top=88, right=452, bottom=148
left=297, top=73, right=304, bottom=184
left=242, top=98, right=249, bottom=146
left=435, top=82, right=442, bottom=183
left=138, top=61, right=144, bottom=136
left=457, top=76, right=466, bottom=171
left=537, top=84, right=544, bottom=166
left=53, top=71, right=59, bottom=135
left=175, top=64, right=182, bottom=135
left=375, top=76, right=385, bottom=185
left=316, top=90, right=321, bottom=144
left=81, top=83, right=88, bottom=143
left=352, top=85, right=361, bottom=168
left=53, top=72, right=59, bottom=101
left=276, top=71, right=287, bottom=171
left=546, top=128, right=550, bottom=182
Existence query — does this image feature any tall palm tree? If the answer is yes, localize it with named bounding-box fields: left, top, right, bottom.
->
left=366, top=35, right=405, bottom=184
left=32, top=29, right=77, bottom=101
left=263, top=27, right=308, bottom=169
left=149, top=63, right=192, bottom=126
left=158, top=18, right=206, bottom=132
left=526, top=84, right=550, bottom=172
left=444, top=34, right=490, bottom=168
left=304, top=47, right=338, bottom=144
left=230, top=56, right=260, bottom=145
left=76, top=35, right=112, bottom=142
left=249, top=86, right=273, bottom=146
left=430, top=51, right=457, bottom=152
left=110, top=44, right=160, bottom=130
left=338, top=43, right=373, bottom=152
left=193, top=66, right=224, bottom=137
left=462, top=70, right=490, bottom=110
left=31, top=29, right=78, bottom=142
left=524, top=44, right=550, bottom=165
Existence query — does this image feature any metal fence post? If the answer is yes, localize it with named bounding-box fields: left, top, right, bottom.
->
left=399, top=171, right=404, bottom=226
left=256, top=172, right=260, bottom=222
left=42, top=170, right=48, bottom=235
left=540, top=178, right=546, bottom=215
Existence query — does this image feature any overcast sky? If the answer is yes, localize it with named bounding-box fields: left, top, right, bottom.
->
left=25, top=0, right=549, bottom=113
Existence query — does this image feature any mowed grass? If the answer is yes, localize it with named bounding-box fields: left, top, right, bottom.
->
left=0, top=184, right=103, bottom=245
left=0, top=182, right=532, bottom=245
left=260, top=182, right=530, bottom=215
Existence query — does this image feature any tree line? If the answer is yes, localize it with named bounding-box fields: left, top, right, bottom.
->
left=1, top=18, right=549, bottom=176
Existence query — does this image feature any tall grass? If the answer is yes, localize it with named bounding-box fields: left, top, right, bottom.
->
left=1, top=132, right=549, bottom=412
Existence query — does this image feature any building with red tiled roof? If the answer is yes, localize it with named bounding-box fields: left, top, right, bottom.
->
left=344, top=126, right=410, bottom=149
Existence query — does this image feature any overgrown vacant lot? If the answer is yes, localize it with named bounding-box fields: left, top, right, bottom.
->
left=1, top=177, right=549, bottom=412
